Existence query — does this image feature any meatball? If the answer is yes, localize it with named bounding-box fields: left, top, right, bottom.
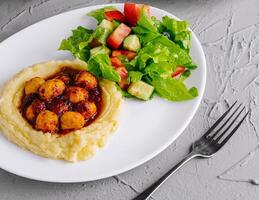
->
left=61, top=111, right=85, bottom=130
left=74, top=101, right=97, bottom=120
left=39, top=79, right=65, bottom=102
left=65, top=86, right=88, bottom=103
left=31, top=99, right=46, bottom=115
left=25, top=105, right=35, bottom=121
left=48, top=99, right=69, bottom=116
left=75, top=71, right=98, bottom=90
left=55, top=74, right=70, bottom=85
left=24, top=77, right=45, bottom=95
left=35, top=110, right=58, bottom=133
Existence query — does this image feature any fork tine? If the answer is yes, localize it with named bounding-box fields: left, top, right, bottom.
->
left=217, top=111, right=249, bottom=147
left=213, top=107, right=246, bottom=143
left=208, top=104, right=242, bottom=140
left=203, top=101, right=237, bottom=138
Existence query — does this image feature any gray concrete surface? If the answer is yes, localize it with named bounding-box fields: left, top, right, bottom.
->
left=1, top=0, right=259, bottom=199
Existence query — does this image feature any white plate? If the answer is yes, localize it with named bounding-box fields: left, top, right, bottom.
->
left=0, top=4, right=206, bottom=183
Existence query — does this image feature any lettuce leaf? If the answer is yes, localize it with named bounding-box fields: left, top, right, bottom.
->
left=137, top=42, right=176, bottom=70
left=88, top=54, right=120, bottom=82
left=152, top=36, right=192, bottom=65
left=136, top=11, right=157, bottom=32
left=127, top=71, right=143, bottom=83
left=162, top=16, right=189, bottom=34
left=161, top=16, right=191, bottom=52
left=137, top=46, right=198, bottom=101
left=87, top=6, right=115, bottom=24
left=151, top=77, right=198, bottom=101
left=184, top=63, right=198, bottom=69
left=59, top=26, right=93, bottom=61
left=133, top=13, right=192, bottom=66
left=144, top=62, right=174, bottom=78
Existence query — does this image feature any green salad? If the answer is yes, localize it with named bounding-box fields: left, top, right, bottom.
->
left=59, top=2, right=198, bottom=101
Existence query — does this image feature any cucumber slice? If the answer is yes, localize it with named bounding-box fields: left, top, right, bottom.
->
left=99, top=19, right=115, bottom=31
left=128, top=81, right=154, bottom=100
left=123, top=35, right=141, bottom=52
left=95, top=19, right=116, bottom=44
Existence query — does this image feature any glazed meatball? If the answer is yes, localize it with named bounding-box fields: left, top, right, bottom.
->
left=74, top=101, right=97, bottom=120
left=25, top=105, right=35, bottom=121
left=75, top=71, right=98, bottom=90
left=39, top=79, right=65, bottom=102
left=24, top=77, right=45, bottom=95
left=55, top=74, right=70, bottom=85
left=48, top=99, right=69, bottom=116
left=31, top=99, right=46, bottom=115
left=65, top=86, right=88, bottom=103
left=61, top=111, right=85, bottom=130
left=35, top=110, right=58, bottom=133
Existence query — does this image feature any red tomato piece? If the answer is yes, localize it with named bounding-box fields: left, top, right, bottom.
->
left=172, top=66, right=185, bottom=78
left=124, top=3, right=151, bottom=26
left=107, top=23, right=131, bottom=49
left=104, top=10, right=126, bottom=23
left=119, top=78, right=130, bottom=90
left=116, top=66, right=129, bottom=90
left=116, top=66, right=128, bottom=79
left=110, top=57, right=123, bottom=68
left=135, top=4, right=151, bottom=20
left=134, top=5, right=142, bottom=22
left=124, top=3, right=137, bottom=26
left=112, top=50, right=136, bottom=60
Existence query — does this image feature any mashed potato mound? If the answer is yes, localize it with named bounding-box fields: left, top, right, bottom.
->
left=0, top=60, right=122, bottom=162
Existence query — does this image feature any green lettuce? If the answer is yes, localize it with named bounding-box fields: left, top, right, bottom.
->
left=137, top=42, right=176, bottom=69
left=59, top=26, right=93, bottom=61
left=87, top=6, right=115, bottom=24
left=144, top=62, right=174, bottom=78
left=88, top=54, right=120, bottom=82
left=127, top=71, right=143, bottom=83
left=59, top=7, right=199, bottom=102
left=133, top=12, right=192, bottom=66
left=136, top=11, right=157, bottom=32
left=162, top=16, right=188, bottom=34
left=144, top=62, right=198, bottom=101
left=152, top=36, right=192, bottom=65
left=151, top=77, right=198, bottom=101
left=184, top=63, right=198, bottom=69
left=161, top=16, right=191, bottom=52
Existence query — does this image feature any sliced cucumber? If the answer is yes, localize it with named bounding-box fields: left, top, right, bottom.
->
left=123, top=35, right=141, bottom=52
left=95, top=19, right=116, bottom=44
left=128, top=81, right=154, bottom=100
left=99, top=19, right=115, bottom=32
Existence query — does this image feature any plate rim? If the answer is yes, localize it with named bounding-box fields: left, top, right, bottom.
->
left=0, top=3, right=206, bottom=183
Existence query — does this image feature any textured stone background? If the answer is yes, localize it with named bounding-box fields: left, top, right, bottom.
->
left=1, top=0, right=259, bottom=199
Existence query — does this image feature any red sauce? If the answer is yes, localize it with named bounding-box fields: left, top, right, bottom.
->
left=19, top=67, right=102, bottom=135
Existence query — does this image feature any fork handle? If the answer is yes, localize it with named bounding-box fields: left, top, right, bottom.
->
left=133, top=152, right=198, bottom=200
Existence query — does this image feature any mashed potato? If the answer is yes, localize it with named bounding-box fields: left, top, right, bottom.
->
left=0, top=60, right=122, bottom=162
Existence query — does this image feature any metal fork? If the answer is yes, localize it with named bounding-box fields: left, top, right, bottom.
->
left=133, top=101, right=249, bottom=200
